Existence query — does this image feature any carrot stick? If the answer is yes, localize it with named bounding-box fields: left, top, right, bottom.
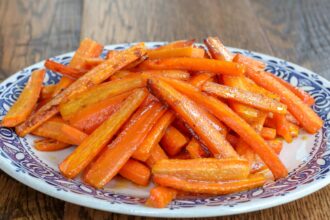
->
left=83, top=101, right=166, bottom=188
left=119, top=159, right=151, bottom=186
left=15, top=43, right=147, bottom=137
left=260, top=127, right=277, bottom=140
left=31, top=117, right=88, bottom=145
left=111, top=70, right=191, bottom=81
left=160, top=126, right=189, bottom=156
left=148, top=47, right=205, bottom=59
left=186, top=138, right=207, bottom=158
left=68, top=92, right=131, bottom=134
left=273, top=113, right=293, bottom=143
left=202, top=82, right=287, bottom=114
left=44, top=59, right=86, bottom=79
left=154, top=39, right=195, bottom=50
left=189, top=72, right=215, bottom=88
left=204, top=37, right=234, bottom=61
left=153, top=174, right=266, bottom=195
left=40, top=85, right=56, bottom=100
left=152, top=158, right=249, bottom=181
left=158, top=78, right=287, bottom=179
left=229, top=53, right=265, bottom=71
left=289, top=122, right=300, bottom=137
left=34, top=138, right=71, bottom=151
left=146, top=144, right=169, bottom=168
left=1, top=69, right=45, bottom=127
left=139, top=58, right=245, bottom=75
left=59, top=89, right=148, bottom=179
left=267, top=139, right=283, bottom=154
left=51, top=76, right=74, bottom=97
left=59, top=76, right=145, bottom=120
left=286, top=112, right=300, bottom=126
left=147, top=78, right=238, bottom=159
left=133, top=111, right=175, bottom=161
left=235, top=139, right=257, bottom=170
left=244, top=77, right=280, bottom=100
left=81, top=58, right=105, bottom=70
left=146, top=186, right=177, bottom=208
left=226, top=134, right=239, bottom=147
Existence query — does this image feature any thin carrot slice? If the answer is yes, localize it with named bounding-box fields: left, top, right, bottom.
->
left=119, top=159, right=151, bottom=186
left=154, top=39, right=195, bottom=50
left=2, top=69, right=45, bottom=127
left=147, top=78, right=238, bottom=159
left=160, top=126, right=189, bottom=156
left=273, top=113, right=293, bottom=143
left=133, top=111, right=175, bottom=161
left=148, top=47, right=205, bottom=59
left=146, top=186, right=177, bottom=208
left=83, top=101, right=166, bottom=188
left=202, top=82, right=287, bottom=114
left=189, top=72, right=215, bottom=88
left=204, top=37, right=234, bottom=61
left=152, top=158, right=250, bottom=181
left=139, top=58, right=245, bottom=75
left=153, top=174, right=266, bottom=195
left=32, top=117, right=88, bottom=145
left=44, top=59, right=86, bottom=79
left=34, top=138, right=71, bottom=151
left=186, top=138, right=207, bottom=158
left=260, top=127, right=277, bottom=140
left=59, top=89, right=147, bottom=179
left=146, top=144, right=169, bottom=168
left=158, top=78, right=287, bottom=179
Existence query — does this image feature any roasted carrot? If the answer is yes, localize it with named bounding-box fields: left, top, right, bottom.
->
left=139, top=58, right=245, bottom=75
left=16, top=43, right=147, bottom=137
left=147, top=78, right=238, bottom=159
left=267, top=139, right=283, bottom=154
left=260, top=127, right=277, bottom=140
left=34, top=138, right=71, bottom=151
left=68, top=92, right=131, bottom=134
left=2, top=69, right=45, bottom=127
left=148, top=47, right=205, bottom=59
left=40, top=85, right=56, bottom=100
left=286, top=112, right=300, bottom=126
left=81, top=58, right=105, bottom=70
left=146, top=186, right=177, bottom=208
left=83, top=101, right=166, bottom=188
left=152, top=158, right=250, bottom=181
left=273, top=113, right=293, bottom=143
left=289, top=122, right=300, bottom=137
left=111, top=70, right=191, bottom=81
left=44, top=59, right=86, bottom=79
left=32, top=117, right=88, bottom=145
left=154, top=39, right=195, bottom=50
left=229, top=53, right=265, bottom=71
left=146, top=144, right=169, bottom=168
left=204, top=37, right=234, bottom=61
left=158, top=78, right=287, bottom=179
left=119, top=159, right=151, bottom=186
left=160, top=126, right=189, bottom=156
left=202, top=82, right=287, bottom=114
left=51, top=76, right=74, bottom=97
left=133, top=111, right=175, bottom=161
left=153, top=174, right=266, bottom=195
left=226, top=134, right=240, bottom=147
left=186, top=138, right=207, bottom=158
left=235, top=139, right=256, bottom=170
left=189, top=72, right=215, bottom=88
left=59, top=89, right=147, bottom=179
left=249, top=112, right=268, bottom=133
left=60, top=76, right=145, bottom=120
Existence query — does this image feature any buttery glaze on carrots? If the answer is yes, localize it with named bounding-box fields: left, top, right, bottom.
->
left=1, top=37, right=323, bottom=209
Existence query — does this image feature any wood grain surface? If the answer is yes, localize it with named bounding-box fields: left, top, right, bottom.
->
left=0, top=0, right=329, bottom=219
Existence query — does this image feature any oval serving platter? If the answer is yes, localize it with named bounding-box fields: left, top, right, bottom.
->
left=0, top=42, right=329, bottom=218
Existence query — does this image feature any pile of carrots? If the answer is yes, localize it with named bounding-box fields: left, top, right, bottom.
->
left=1, top=37, right=323, bottom=208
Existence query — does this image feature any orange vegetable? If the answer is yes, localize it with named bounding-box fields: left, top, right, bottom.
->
left=160, top=126, right=189, bottom=156
left=111, top=70, right=191, bottom=81
left=153, top=174, right=266, bottom=195
left=204, top=37, right=234, bottom=61
left=68, top=92, right=131, bottom=134
left=139, top=58, right=245, bottom=75
left=119, top=159, right=151, bottom=186
left=273, top=113, right=293, bottom=143
left=229, top=54, right=265, bottom=71
left=34, top=138, right=70, bottom=151
left=152, top=158, right=250, bottom=181
left=260, top=127, right=277, bottom=140
left=154, top=39, right=195, bottom=50
left=202, top=82, right=287, bottom=114
left=289, top=122, right=300, bottom=137
left=16, top=43, right=146, bottom=137
left=83, top=101, right=166, bottom=188
left=32, top=117, right=88, bottom=145
left=189, top=72, right=215, bottom=88
left=146, top=144, right=169, bottom=168
left=40, top=85, right=56, bottom=100
left=44, top=59, right=86, bottom=79
left=80, top=58, right=105, bottom=70
left=133, top=111, right=175, bottom=161
left=267, top=139, right=283, bottom=154
left=2, top=69, right=45, bottom=127
left=146, top=186, right=177, bottom=208
left=148, top=47, right=205, bottom=59
left=158, top=78, right=287, bottom=179
left=147, top=78, right=238, bottom=159
left=51, top=76, right=74, bottom=98
left=186, top=138, right=207, bottom=158
left=226, top=134, right=239, bottom=147
left=59, top=89, right=147, bottom=179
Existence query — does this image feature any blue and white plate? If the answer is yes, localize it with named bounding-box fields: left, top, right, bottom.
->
left=0, top=42, right=329, bottom=218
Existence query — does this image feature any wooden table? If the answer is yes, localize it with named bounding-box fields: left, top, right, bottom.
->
left=0, top=0, right=329, bottom=219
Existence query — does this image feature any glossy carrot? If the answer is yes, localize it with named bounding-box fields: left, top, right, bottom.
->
left=249, top=111, right=268, bottom=133
left=83, top=101, right=166, bottom=188
left=139, top=58, right=245, bottom=75
left=189, top=72, right=215, bottom=88
left=289, top=122, right=300, bottom=137
left=152, top=158, right=250, bottom=181
left=267, top=139, right=283, bottom=154
left=204, top=37, right=234, bottom=61
left=133, top=111, right=175, bottom=161
left=44, top=59, right=86, bottom=79
left=160, top=126, right=189, bottom=156
left=59, top=89, right=147, bottom=179
left=68, top=92, right=131, bottom=134
left=34, top=138, right=71, bottom=151
left=2, top=69, right=45, bottom=127
left=229, top=53, right=265, bottom=70
left=186, top=138, right=207, bottom=158
left=235, top=139, right=256, bottom=170
left=32, top=117, right=88, bottom=145
left=81, top=58, right=105, bottom=70
left=145, top=186, right=177, bottom=208
left=153, top=174, right=266, bottom=195
left=51, top=76, right=74, bottom=97
left=260, top=127, right=277, bottom=140
left=154, top=39, right=195, bottom=50
left=119, top=159, right=151, bottom=186
left=111, top=70, right=191, bottom=81
left=146, top=144, right=169, bottom=168
left=147, top=78, right=238, bottom=159
left=59, top=76, right=145, bottom=120
left=202, top=82, right=287, bottom=114
left=16, top=43, right=147, bottom=137
left=226, top=134, right=239, bottom=147
left=148, top=47, right=205, bottom=59
left=158, top=78, right=287, bottom=179
left=273, top=113, right=293, bottom=143
left=40, top=85, right=56, bottom=100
